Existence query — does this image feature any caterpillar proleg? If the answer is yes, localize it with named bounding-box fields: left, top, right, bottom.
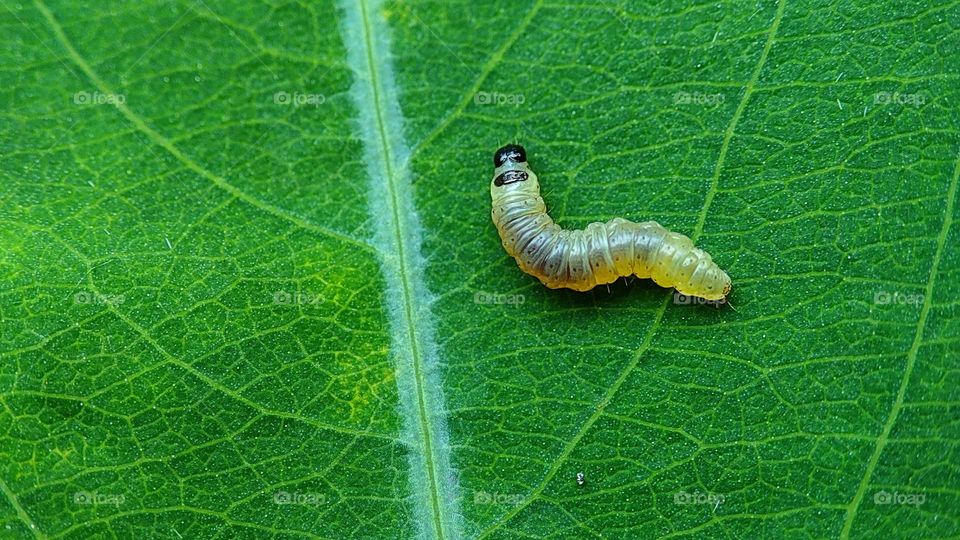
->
left=490, top=144, right=732, bottom=301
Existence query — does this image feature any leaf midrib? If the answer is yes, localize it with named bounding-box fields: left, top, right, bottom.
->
left=354, top=0, right=451, bottom=537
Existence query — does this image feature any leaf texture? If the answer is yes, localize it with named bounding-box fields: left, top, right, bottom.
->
left=1, top=0, right=958, bottom=538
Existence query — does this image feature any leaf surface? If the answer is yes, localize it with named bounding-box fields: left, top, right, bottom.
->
left=1, top=0, right=958, bottom=538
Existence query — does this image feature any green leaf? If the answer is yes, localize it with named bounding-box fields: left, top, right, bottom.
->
left=1, top=0, right=958, bottom=538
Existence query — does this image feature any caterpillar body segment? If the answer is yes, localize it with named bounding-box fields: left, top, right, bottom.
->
left=490, top=144, right=732, bottom=301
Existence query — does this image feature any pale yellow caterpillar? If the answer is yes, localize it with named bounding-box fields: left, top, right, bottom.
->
left=490, top=144, right=732, bottom=301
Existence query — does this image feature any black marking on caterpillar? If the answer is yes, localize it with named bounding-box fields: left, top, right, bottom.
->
left=493, top=170, right=529, bottom=186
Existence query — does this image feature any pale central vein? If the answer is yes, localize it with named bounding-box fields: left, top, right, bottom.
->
left=357, top=2, right=446, bottom=536
left=342, top=0, right=461, bottom=538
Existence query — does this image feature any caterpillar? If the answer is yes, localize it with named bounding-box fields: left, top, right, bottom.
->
left=490, top=144, right=731, bottom=301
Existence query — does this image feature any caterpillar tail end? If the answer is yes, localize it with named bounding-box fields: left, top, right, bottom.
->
left=675, top=269, right=732, bottom=302
left=701, top=272, right=733, bottom=302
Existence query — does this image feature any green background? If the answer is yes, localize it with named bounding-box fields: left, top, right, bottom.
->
left=1, top=0, right=958, bottom=538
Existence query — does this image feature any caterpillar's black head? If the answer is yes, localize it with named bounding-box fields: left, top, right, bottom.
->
left=494, top=144, right=526, bottom=167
